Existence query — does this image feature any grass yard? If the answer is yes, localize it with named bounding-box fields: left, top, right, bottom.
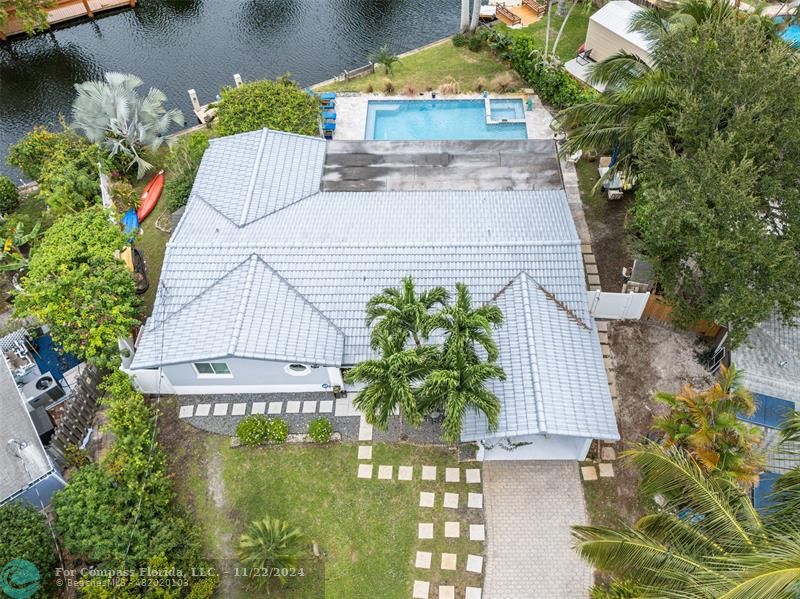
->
left=163, top=416, right=484, bottom=599
left=496, top=8, right=595, bottom=63
left=319, top=40, right=522, bottom=94
left=135, top=219, right=169, bottom=316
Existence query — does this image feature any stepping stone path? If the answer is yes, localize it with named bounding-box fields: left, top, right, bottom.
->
left=466, top=469, right=481, bottom=484
left=418, top=523, right=434, bottom=540
left=445, top=468, right=460, bottom=483
left=599, top=463, right=615, bottom=478
left=443, top=492, right=459, bottom=509
left=319, top=400, right=333, bottom=413
left=419, top=492, right=435, bottom=508
left=358, top=415, right=373, bottom=441
left=465, top=587, right=482, bottom=599
left=415, top=551, right=432, bottom=569
left=412, top=580, right=430, bottom=599
left=470, top=524, right=485, bottom=541
left=179, top=405, right=194, bottom=418
left=231, top=403, right=247, bottom=416
left=302, top=401, right=316, bottom=414
left=195, top=404, right=211, bottom=417
left=581, top=465, right=598, bottom=481
left=357, top=464, right=372, bottom=479
left=378, top=465, right=393, bottom=480
left=441, top=553, right=457, bottom=570
left=268, top=402, right=282, bottom=414
left=213, top=403, right=228, bottom=416
left=398, top=466, right=413, bottom=480
left=251, top=402, right=266, bottom=414
left=466, top=554, right=483, bottom=574
left=422, top=466, right=437, bottom=481
left=439, top=586, right=455, bottom=599
left=358, top=445, right=372, bottom=460
left=286, top=401, right=300, bottom=413
left=444, top=521, right=460, bottom=538
left=468, top=492, right=483, bottom=509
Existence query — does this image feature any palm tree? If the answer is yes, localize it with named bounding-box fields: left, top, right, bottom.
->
left=424, top=282, right=503, bottom=362
left=238, top=516, right=305, bottom=590
left=469, top=0, right=481, bottom=32
left=574, top=441, right=800, bottom=598
left=651, top=364, right=764, bottom=484
left=422, top=349, right=505, bottom=444
left=366, top=276, right=448, bottom=348
left=344, top=331, right=436, bottom=429
left=461, top=0, right=470, bottom=32
left=369, top=46, right=401, bottom=76
left=72, top=72, right=184, bottom=179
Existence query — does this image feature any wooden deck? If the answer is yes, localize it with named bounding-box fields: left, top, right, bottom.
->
left=1, top=0, right=136, bottom=39
left=496, top=2, right=542, bottom=27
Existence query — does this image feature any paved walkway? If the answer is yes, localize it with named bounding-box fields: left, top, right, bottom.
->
left=482, top=461, right=591, bottom=599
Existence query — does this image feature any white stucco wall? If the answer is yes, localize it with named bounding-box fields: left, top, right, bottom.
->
left=478, top=434, right=592, bottom=461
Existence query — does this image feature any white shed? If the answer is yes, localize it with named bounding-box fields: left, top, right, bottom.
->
left=584, top=1, right=653, bottom=65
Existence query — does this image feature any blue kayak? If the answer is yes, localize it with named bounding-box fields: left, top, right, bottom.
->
left=121, top=208, right=139, bottom=240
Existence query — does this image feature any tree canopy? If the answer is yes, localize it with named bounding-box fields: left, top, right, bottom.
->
left=13, top=207, right=139, bottom=368
left=0, top=502, right=57, bottom=598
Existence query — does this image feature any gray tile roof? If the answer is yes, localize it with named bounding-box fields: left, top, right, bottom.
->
left=132, top=130, right=619, bottom=441
left=732, top=314, right=800, bottom=404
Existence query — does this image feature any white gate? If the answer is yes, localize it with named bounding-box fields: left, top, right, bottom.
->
left=587, top=290, right=649, bottom=320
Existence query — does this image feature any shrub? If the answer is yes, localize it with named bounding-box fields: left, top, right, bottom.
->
left=110, top=180, right=138, bottom=211
left=439, top=78, right=461, bottom=95
left=268, top=418, right=289, bottom=443
left=0, top=175, right=19, bottom=214
left=474, top=76, right=488, bottom=93
left=491, top=72, right=517, bottom=93
left=365, top=83, right=374, bottom=93
left=162, top=131, right=210, bottom=212
left=215, top=78, right=321, bottom=137
left=402, top=84, right=418, bottom=96
left=383, top=78, right=395, bottom=94
left=510, top=39, right=597, bottom=108
left=236, top=414, right=271, bottom=446
left=468, top=34, right=484, bottom=52
left=452, top=32, right=467, bottom=47
left=7, top=126, right=80, bottom=181
left=0, top=502, right=58, bottom=597
left=308, top=418, right=333, bottom=443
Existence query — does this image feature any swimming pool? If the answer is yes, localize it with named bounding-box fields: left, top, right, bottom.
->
left=365, top=99, right=528, bottom=140
left=776, top=16, right=800, bottom=45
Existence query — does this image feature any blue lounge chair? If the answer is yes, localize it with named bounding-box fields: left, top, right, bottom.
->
left=323, top=111, right=336, bottom=120
left=319, top=92, right=336, bottom=101
left=323, top=121, right=336, bottom=132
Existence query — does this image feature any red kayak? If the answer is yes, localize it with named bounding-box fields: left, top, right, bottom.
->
left=137, top=170, right=165, bottom=222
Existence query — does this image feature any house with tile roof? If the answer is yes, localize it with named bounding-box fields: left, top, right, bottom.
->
left=125, top=129, right=619, bottom=460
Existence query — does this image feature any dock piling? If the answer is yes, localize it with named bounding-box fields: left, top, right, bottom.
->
left=234, top=74, right=243, bottom=88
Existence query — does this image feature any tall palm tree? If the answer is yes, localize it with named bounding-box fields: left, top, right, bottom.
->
left=652, top=364, right=763, bottom=484
left=344, top=331, right=436, bottom=429
left=421, top=346, right=505, bottom=444
left=469, top=0, right=481, bottom=32
left=368, top=45, right=401, bottom=76
left=72, top=72, right=184, bottom=179
left=238, top=516, right=305, bottom=590
left=574, top=441, right=800, bottom=598
left=424, top=282, right=503, bottom=362
left=461, top=0, right=470, bottom=32
left=366, top=276, right=448, bottom=348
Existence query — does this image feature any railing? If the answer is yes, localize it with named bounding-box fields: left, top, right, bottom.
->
left=496, top=3, right=521, bottom=25
left=342, top=63, right=375, bottom=81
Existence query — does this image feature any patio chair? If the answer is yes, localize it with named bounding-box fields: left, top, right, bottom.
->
left=322, top=110, right=337, bottom=120
left=319, top=92, right=336, bottom=101
left=323, top=121, right=336, bottom=132
left=576, top=47, right=593, bottom=66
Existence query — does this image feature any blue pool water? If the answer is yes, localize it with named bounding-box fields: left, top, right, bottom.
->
left=776, top=16, right=800, bottom=45
left=32, top=334, right=81, bottom=383
left=366, top=99, right=528, bottom=140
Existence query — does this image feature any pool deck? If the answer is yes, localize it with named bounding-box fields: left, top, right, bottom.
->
left=332, top=94, right=553, bottom=141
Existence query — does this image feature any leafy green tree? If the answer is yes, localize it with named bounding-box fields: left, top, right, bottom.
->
left=0, top=220, right=41, bottom=273
left=0, top=0, right=54, bottom=35
left=162, top=130, right=211, bottom=212
left=652, top=365, right=764, bottom=484
left=72, top=72, right=184, bottom=179
left=345, top=331, right=436, bottom=429
left=369, top=45, right=401, bottom=76
left=0, top=174, right=19, bottom=214
left=238, top=517, right=305, bottom=590
left=13, top=207, right=139, bottom=368
left=574, top=442, right=800, bottom=598
left=0, top=502, right=57, bottom=597
left=365, top=276, right=448, bottom=348
left=215, top=77, right=321, bottom=137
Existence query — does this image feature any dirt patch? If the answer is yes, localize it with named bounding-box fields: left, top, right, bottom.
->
left=588, top=321, right=712, bottom=526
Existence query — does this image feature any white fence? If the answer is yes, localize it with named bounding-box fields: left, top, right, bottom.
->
left=587, top=290, right=649, bottom=320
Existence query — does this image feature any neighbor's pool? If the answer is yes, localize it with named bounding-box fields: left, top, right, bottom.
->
left=776, top=16, right=800, bottom=45
left=366, top=99, right=528, bottom=140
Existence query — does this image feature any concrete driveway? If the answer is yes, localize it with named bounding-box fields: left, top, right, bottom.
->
left=483, top=460, right=592, bottom=599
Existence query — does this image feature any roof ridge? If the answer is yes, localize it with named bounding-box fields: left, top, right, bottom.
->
left=239, top=128, right=270, bottom=226
left=518, top=274, right=548, bottom=434
left=168, top=240, right=582, bottom=249
left=533, top=281, right=591, bottom=331
left=227, top=255, right=259, bottom=355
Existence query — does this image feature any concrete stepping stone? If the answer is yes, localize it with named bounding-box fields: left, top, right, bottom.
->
left=358, top=417, right=373, bottom=441
left=601, top=446, right=617, bottom=461
left=319, top=400, right=333, bottom=413
left=267, top=402, right=282, bottom=414
left=251, top=402, right=266, bottom=414
left=398, top=466, right=413, bottom=480
left=421, top=466, right=437, bottom=481
left=357, top=464, right=373, bottom=479
left=443, top=492, right=459, bottom=509
left=178, top=405, right=194, bottom=418
left=286, top=401, right=301, bottom=414
left=466, top=554, right=483, bottom=574
left=466, top=468, right=481, bottom=484
left=465, top=587, right=482, bottom=599
left=418, top=523, right=434, bottom=539
left=412, top=580, right=430, bottom=599
left=438, top=586, right=455, bottom=599
left=231, top=403, right=247, bottom=416
left=444, top=521, right=460, bottom=538
left=378, top=465, right=393, bottom=480
left=445, top=468, right=460, bottom=483
left=213, top=403, right=228, bottom=416
left=419, top=492, right=435, bottom=508
left=581, top=465, right=598, bottom=481
left=415, top=551, right=432, bottom=569
left=302, top=401, right=317, bottom=414
left=440, top=553, right=456, bottom=570
left=334, top=396, right=354, bottom=417
left=599, top=463, right=615, bottom=478
left=467, top=492, right=483, bottom=509
left=195, top=403, right=211, bottom=417
left=357, top=445, right=372, bottom=460
left=470, top=524, right=486, bottom=541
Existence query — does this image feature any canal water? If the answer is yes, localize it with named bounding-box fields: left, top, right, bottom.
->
left=0, top=0, right=459, bottom=179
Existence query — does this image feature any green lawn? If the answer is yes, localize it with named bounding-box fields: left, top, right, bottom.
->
left=135, top=219, right=169, bottom=316
left=319, top=40, right=522, bottom=94
left=496, top=7, right=595, bottom=63
left=171, top=431, right=483, bottom=599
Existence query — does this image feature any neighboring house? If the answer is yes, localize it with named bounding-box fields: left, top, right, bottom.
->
left=1, top=347, right=66, bottom=507
left=127, top=128, right=619, bottom=460
left=565, top=0, right=653, bottom=91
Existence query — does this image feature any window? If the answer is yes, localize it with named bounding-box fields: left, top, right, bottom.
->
left=285, top=363, right=310, bottom=376
left=194, top=362, right=232, bottom=377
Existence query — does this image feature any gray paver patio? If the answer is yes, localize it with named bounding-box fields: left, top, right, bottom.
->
left=483, top=461, right=592, bottom=598
left=415, top=551, right=432, bottom=569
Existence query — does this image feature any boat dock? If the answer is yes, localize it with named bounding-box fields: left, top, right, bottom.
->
left=1, top=0, right=137, bottom=40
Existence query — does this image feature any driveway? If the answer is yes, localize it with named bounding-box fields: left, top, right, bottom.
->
left=483, top=460, right=592, bottom=599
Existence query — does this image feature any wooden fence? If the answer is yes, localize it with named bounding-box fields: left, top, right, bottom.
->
left=49, top=365, right=104, bottom=468
left=641, top=293, right=722, bottom=337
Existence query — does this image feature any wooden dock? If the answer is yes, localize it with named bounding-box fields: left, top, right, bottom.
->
left=1, top=0, right=136, bottom=40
